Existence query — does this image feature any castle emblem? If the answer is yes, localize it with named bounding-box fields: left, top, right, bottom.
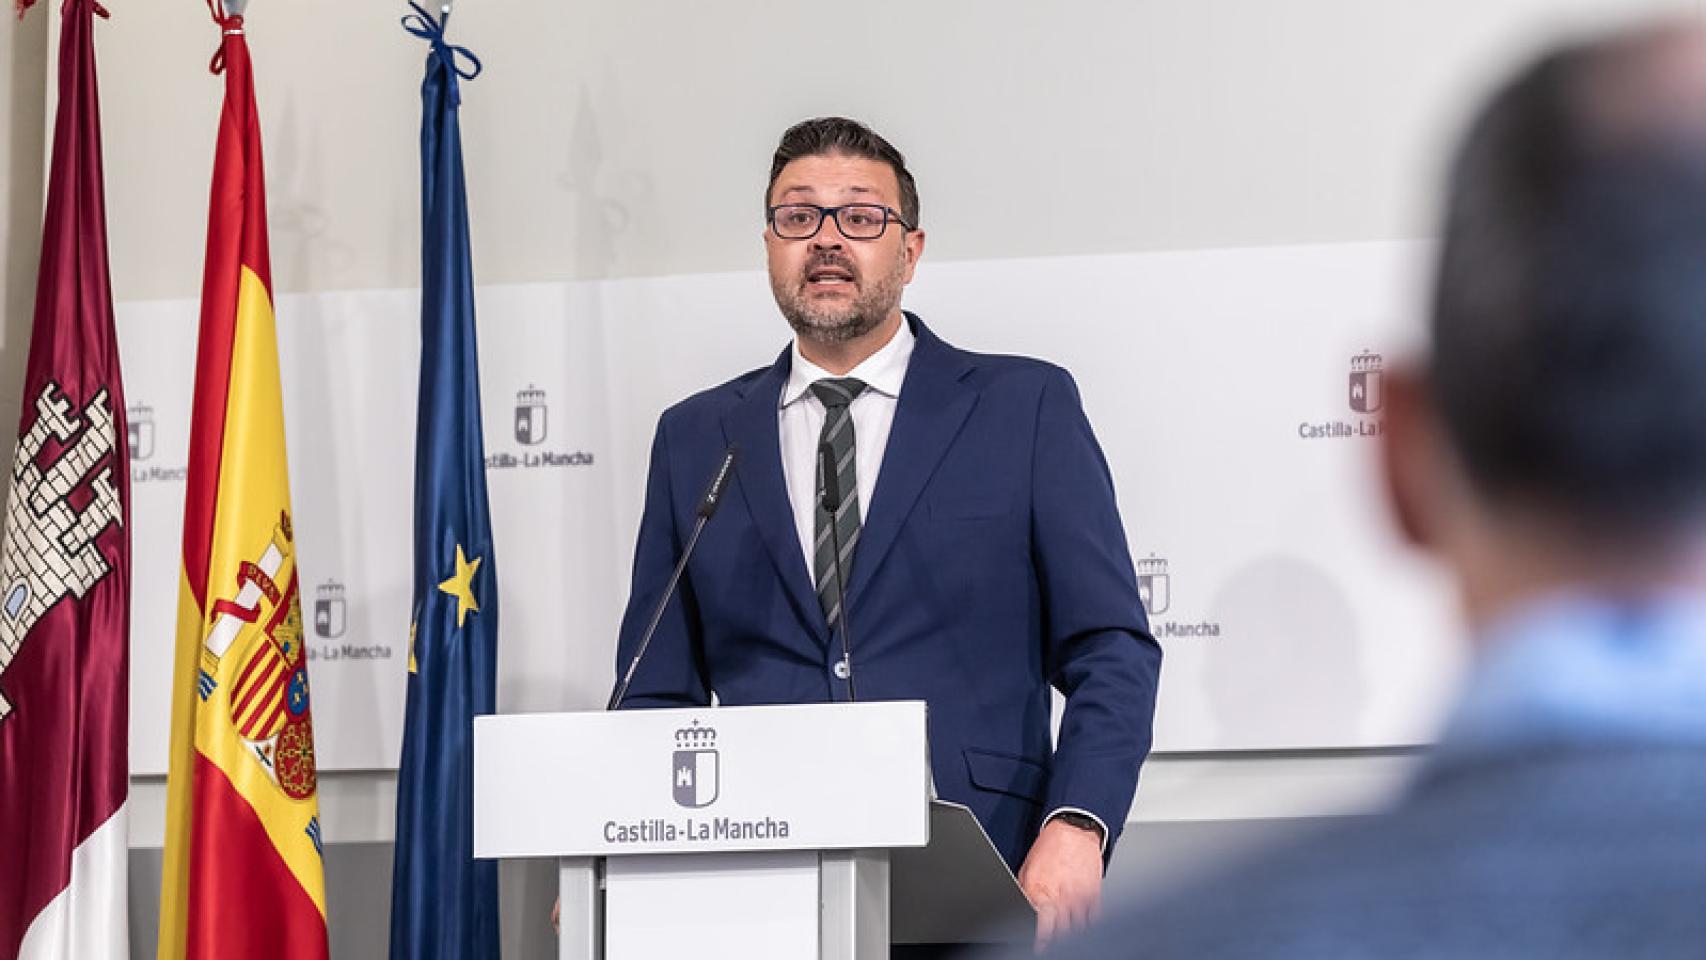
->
left=200, top=511, right=317, bottom=800
left=514, top=384, right=547, bottom=446
left=1136, top=555, right=1171, bottom=617
left=314, top=580, right=346, bottom=639
left=0, top=383, right=123, bottom=721
left=1349, top=351, right=1384, bottom=414
left=672, top=720, right=719, bottom=809
left=127, top=401, right=154, bottom=461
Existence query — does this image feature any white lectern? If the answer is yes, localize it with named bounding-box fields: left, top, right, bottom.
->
left=474, top=701, right=1032, bottom=959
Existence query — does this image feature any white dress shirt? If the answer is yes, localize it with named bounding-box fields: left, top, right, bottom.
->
left=779, top=320, right=916, bottom=571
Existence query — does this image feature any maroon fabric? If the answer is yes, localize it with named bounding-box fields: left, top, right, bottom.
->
left=0, top=0, right=130, bottom=955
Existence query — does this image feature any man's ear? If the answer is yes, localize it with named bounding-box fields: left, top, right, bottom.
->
left=901, top=227, right=926, bottom=284
left=1379, top=363, right=1445, bottom=551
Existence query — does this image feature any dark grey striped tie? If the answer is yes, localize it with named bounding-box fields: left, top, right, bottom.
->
left=811, top=377, right=867, bottom=627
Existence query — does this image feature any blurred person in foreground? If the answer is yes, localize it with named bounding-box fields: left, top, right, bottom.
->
left=1019, top=20, right=1706, bottom=959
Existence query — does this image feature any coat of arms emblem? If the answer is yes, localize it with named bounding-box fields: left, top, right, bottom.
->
left=1136, top=556, right=1171, bottom=617
left=672, top=720, right=719, bottom=809
left=200, top=511, right=317, bottom=800
left=314, top=581, right=346, bottom=639
left=127, top=401, right=155, bottom=461
left=1349, top=351, right=1384, bottom=414
left=515, top=385, right=547, bottom=446
left=0, top=384, right=123, bottom=722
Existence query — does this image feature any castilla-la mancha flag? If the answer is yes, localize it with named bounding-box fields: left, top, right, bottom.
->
left=0, top=0, right=130, bottom=956
left=157, top=7, right=329, bottom=958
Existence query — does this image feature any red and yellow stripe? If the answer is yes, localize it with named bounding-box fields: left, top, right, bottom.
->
left=231, top=629, right=289, bottom=741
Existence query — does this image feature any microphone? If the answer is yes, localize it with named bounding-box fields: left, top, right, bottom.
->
left=608, top=445, right=738, bottom=711
left=697, top=444, right=737, bottom=519
left=818, top=440, right=858, bottom=702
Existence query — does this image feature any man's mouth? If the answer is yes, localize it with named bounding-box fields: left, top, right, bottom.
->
left=805, top=264, right=856, bottom=287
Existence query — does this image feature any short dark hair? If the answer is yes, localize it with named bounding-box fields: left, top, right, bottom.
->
left=1431, top=26, right=1706, bottom=535
left=766, top=117, right=920, bottom=227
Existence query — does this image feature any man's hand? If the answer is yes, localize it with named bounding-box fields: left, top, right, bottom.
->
left=1018, top=816, right=1104, bottom=954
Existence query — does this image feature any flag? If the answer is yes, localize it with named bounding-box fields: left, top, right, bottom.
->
left=389, top=6, right=499, bottom=957
left=157, top=7, right=328, bottom=958
left=0, top=0, right=129, bottom=956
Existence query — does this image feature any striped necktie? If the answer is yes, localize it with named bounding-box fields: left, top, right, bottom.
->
left=810, top=377, right=867, bottom=627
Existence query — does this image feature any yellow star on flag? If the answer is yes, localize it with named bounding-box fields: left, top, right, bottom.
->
left=437, top=544, right=483, bottom=629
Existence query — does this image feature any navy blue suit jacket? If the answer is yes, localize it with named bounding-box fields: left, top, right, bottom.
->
left=612, top=314, right=1161, bottom=870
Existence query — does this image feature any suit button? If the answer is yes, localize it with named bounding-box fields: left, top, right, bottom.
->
left=832, top=659, right=850, bottom=680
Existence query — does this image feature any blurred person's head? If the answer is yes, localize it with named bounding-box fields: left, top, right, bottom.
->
left=1384, top=23, right=1706, bottom=628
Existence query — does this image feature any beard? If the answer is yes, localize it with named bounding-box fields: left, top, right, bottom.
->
left=771, top=248, right=907, bottom=345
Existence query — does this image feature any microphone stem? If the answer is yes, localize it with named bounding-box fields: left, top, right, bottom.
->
left=826, top=514, right=858, bottom=702
left=608, top=513, right=708, bottom=711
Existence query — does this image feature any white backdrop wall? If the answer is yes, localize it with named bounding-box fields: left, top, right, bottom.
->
left=8, top=0, right=1704, bottom=845
left=118, top=239, right=1450, bottom=776
left=76, top=0, right=1704, bottom=299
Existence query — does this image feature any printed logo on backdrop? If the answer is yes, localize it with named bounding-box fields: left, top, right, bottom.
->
left=304, top=579, right=393, bottom=664
left=313, top=581, right=345, bottom=639
left=128, top=400, right=154, bottom=460
left=127, top=400, right=187, bottom=483
left=1137, top=556, right=1170, bottom=616
left=673, top=719, right=720, bottom=808
left=1138, top=555, right=1221, bottom=640
left=1298, top=350, right=1386, bottom=441
left=1349, top=351, right=1383, bottom=414
left=486, top=383, right=596, bottom=471
left=514, top=384, right=547, bottom=446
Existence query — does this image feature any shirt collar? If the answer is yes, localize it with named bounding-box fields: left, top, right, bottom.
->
left=1431, top=590, right=1706, bottom=763
left=781, top=316, right=916, bottom=409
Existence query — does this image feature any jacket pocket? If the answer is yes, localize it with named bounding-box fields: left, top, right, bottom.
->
left=963, top=747, right=1046, bottom=804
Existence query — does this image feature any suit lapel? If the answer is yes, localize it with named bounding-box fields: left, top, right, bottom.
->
left=721, top=347, right=829, bottom=647
left=849, top=317, right=978, bottom=600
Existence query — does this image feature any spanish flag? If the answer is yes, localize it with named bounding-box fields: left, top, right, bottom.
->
left=157, top=8, right=328, bottom=958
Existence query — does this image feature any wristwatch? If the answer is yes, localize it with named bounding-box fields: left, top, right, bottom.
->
left=1051, top=810, right=1104, bottom=838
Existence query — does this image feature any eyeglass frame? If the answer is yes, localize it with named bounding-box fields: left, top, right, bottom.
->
left=766, top=203, right=916, bottom=241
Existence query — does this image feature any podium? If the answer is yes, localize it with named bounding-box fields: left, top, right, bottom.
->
left=473, top=701, right=1032, bottom=959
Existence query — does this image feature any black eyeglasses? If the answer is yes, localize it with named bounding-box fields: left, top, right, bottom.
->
left=767, top=203, right=914, bottom=240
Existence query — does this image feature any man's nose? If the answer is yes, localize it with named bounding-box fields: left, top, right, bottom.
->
left=811, top=216, right=848, bottom=250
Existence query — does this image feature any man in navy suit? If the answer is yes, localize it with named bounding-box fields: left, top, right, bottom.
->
left=612, top=117, right=1161, bottom=949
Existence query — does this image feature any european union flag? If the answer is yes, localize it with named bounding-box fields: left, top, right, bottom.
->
left=389, top=6, right=497, bottom=958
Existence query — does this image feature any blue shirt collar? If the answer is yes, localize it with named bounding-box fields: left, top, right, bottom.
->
left=1433, top=591, right=1706, bottom=764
